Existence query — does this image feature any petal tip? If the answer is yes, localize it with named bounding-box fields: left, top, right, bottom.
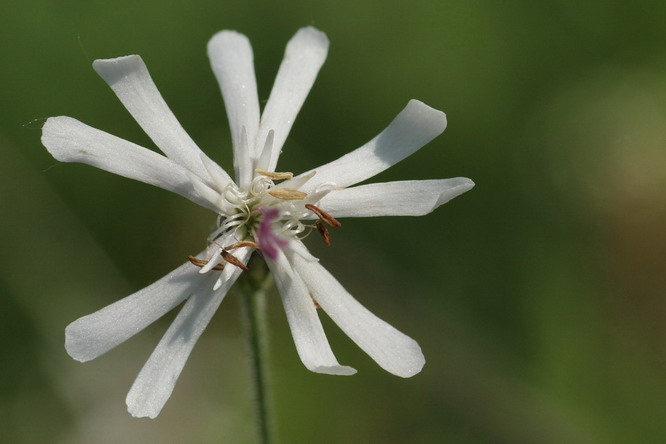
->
left=311, top=365, right=357, bottom=376
left=40, top=116, right=61, bottom=146
left=207, top=29, right=250, bottom=53
left=299, top=26, right=328, bottom=40
left=93, top=55, right=144, bottom=85
left=126, top=386, right=163, bottom=419
left=450, top=177, right=475, bottom=193
left=460, top=177, right=475, bottom=191
left=92, top=54, right=140, bottom=66
left=64, top=323, right=92, bottom=363
left=126, top=400, right=159, bottom=419
left=406, top=99, right=447, bottom=134
left=291, top=26, right=330, bottom=53
left=434, top=177, right=476, bottom=209
left=392, top=347, right=426, bottom=378
left=41, top=116, right=82, bottom=160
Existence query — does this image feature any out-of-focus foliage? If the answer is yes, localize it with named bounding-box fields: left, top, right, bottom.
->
left=1, top=1, right=665, bottom=442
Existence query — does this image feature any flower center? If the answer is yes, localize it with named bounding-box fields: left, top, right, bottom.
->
left=189, top=169, right=341, bottom=274
left=208, top=171, right=310, bottom=244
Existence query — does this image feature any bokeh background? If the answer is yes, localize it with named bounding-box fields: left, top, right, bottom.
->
left=2, top=1, right=666, bottom=443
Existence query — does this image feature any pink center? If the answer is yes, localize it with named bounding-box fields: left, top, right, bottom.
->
left=256, top=207, right=289, bottom=260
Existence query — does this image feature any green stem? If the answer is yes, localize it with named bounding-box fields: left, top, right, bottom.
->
left=238, top=256, right=274, bottom=444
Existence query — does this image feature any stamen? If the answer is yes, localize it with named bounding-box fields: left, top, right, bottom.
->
left=225, top=241, right=260, bottom=250
left=268, top=188, right=308, bottom=200
left=305, top=204, right=342, bottom=227
left=189, top=244, right=250, bottom=272
left=188, top=255, right=225, bottom=271
left=315, top=221, right=331, bottom=246
left=221, top=251, right=249, bottom=271
left=255, top=169, right=294, bottom=180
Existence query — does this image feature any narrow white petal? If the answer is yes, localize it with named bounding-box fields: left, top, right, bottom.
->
left=126, top=247, right=252, bottom=418
left=256, top=129, right=274, bottom=173
left=187, top=172, right=225, bottom=212
left=65, top=260, right=205, bottom=362
left=93, top=55, right=231, bottom=185
left=208, top=31, right=260, bottom=188
left=267, top=249, right=355, bottom=375
left=255, top=27, right=329, bottom=171
left=200, top=153, right=233, bottom=193
left=42, top=116, right=218, bottom=211
left=276, top=170, right=316, bottom=191
left=288, top=244, right=425, bottom=378
left=310, top=178, right=475, bottom=218
left=302, top=188, right=333, bottom=206
left=199, top=246, right=223, bottom=273
left=291, top=100, right=446, bottom=192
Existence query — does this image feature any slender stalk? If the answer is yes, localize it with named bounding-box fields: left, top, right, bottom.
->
left=238, top=256, right=274, bottom=444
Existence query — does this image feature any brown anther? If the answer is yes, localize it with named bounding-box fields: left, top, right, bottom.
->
left=268, top=188, right=308, bottom=200
left=188, top=255, right=225, bottom=271
left=255, top=169, right=294, bottom=180
left=315, top=220, right=331, bottom=246
left=221, top=250, right=249, bottom=271
left=225, top=241, right=260, bottom=251
left=305, top=204, right=341, bottom=227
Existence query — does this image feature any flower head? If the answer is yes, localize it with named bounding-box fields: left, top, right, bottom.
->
left=41, top=27, right=474, bottom=418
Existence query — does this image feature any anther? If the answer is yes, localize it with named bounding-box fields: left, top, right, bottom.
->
left=305, top=204, right=342, bottom=227
left=188, top=255, right=225, bottom=271
left=221, top=251, right=249, bottom=271
left=268, top=188, right=308, bottom=200
left=315, top=221, right=331, bottom=246
left=255, top=169, right=294, bottom=180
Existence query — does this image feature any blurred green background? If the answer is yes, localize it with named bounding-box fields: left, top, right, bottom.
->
left=2, top=0, right=666, bottom=443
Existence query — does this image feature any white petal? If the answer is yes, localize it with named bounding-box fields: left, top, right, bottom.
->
left=256, top=129, right=274, bottom=173
left=42, top=116, right=219, bottom=212
left=291, top=100, right=446, bottom=192
left=198, top=245, right=223, bottom=273
left=208, top=31, right=260, bottom=188
left=65, top=259, right=205, bottom=362
left=126, top=247, right=252, bottom=418
left=93, top=55, right=231, bottom=186
left=276, top=170, right=315, bottom=191
left=266, top=249, right=356, bottom=376
left=200, top=153, right=233, bottom=193
left=311, top=178, right=475, bottom=218
left=255, top=27, right=329, bottom=172
left=187, top=172, right=227, bottom=212
left=288, top=244, right=425, bottom=378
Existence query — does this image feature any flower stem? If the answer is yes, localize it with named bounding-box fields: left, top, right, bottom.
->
left=238, top=256, right=274, bottom=444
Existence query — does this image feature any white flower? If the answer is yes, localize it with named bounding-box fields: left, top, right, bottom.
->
left=41, top=27, right=474, bottom=419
